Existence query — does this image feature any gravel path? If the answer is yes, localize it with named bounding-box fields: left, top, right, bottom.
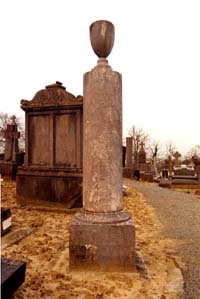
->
left=124, top=179, right=200, bottom=299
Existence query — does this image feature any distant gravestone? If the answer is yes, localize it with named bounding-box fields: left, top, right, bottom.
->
left=192, top=156, right=200, bottom=184
left=123, top=137, right=133, bottom=178
left=3, top=116, right=20, bottom=162
left=171, top=165, right=199, bottom=189
left=138, top=142, right=146, bottom=164
left=1, top=207, right=12, bottom=236
left=0, top=116, right=22, bottom=178
left=173, top=151, right=181, bottom=167
left=173, top=166, right=195, bottom=176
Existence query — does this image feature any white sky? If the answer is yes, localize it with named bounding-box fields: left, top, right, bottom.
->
left=0, top=0, right=199, bottom=155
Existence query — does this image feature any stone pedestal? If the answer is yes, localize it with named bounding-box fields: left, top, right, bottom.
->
left=70, top=210, right=135, bottom=272
left=69, top=20, right=135, bottom=272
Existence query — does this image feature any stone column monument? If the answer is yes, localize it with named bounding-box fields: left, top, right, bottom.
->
left=69, top=20, right=135, bottom=272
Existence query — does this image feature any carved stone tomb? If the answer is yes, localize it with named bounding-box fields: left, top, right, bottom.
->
left=16, top=82, right=83, bottom=208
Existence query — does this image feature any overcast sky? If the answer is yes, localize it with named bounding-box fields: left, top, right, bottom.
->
left=0, top=0, right=199, bottom=155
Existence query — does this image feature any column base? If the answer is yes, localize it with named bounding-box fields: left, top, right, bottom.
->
left=69, top=210, right=136, bottom=272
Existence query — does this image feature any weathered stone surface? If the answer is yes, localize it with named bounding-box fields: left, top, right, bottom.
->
left=173, top=151, right=181, bottom=167
left=173, top=167, right=195, bottom=176
left=90, top=20, right=114, bottom=58
left=123, top=137, right=133, bottom=178
left=69, top=20, right=135, bottom=272
left=138, top=142, right=146, bottom=164
left=69, top=211, right=135, bottom=272
left=16, top=82, right=83, bottom=207
left=0, top=116, right=22, bottom=179
left=125, top=137, right=132, bottom=168
left=21, top=81, right=82, bottom=108
left=0, top=162, right=18, bottom=179
left=1, top=207, right=12, bottom=236
left=83, top=59, right=122, bottom=213
left=1, top=257, right=26, bottom=299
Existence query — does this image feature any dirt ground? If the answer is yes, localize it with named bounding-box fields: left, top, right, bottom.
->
left=1, top=180, right=184, bottom=299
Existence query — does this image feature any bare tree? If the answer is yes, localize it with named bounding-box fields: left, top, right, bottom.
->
left=148, top=140, right=161, bottom=159
left=128, top=125, right=149, bottom=153
left=165, top=141, right=176, bottom=160
left=185, top=145, right=200, bottom=159
left=148, top=139, right=161, bottom=175
left=128, top=125, right=149, bottom=167
left=165, top=141, right=176, bottom=175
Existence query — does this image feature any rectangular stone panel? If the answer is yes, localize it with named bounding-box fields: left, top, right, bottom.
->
left=1, top=257, right=26, bottom=299
left=55, top=113, right=77, bottom=167
left=1, top=207, right=12, bottom=236
left=29, top=115, right=50, bottom=165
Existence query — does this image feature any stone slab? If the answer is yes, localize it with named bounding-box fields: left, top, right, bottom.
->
left=1, top=227, right=35, bottom=250
left=1, top=257, right=26, bottom=299
left=1, top=207, right=12, bottom=236
left=69, top=211, right=136, bottom=272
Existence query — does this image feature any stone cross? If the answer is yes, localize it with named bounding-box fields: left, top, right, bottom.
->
left=2, top=117, right=20, bottom=162
left=11, top=115, right=17, bottom=125
left=138, top=141, right=146, bottom=164
left=140, top=141, right=145, bottom=151
left=173, top=151, right=181, bottom=167
left=69, top=20, right=135, bottom=272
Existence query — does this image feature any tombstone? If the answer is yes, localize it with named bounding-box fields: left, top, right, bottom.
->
left=122, top=145, right=126, bottom=167
left=1, top=175, right=12, bottom=235
left=192, top=156, right=200, bottom=184
left=162, top=169, right=169, bottom=178
left=69, top=20, right=136, bottom=271
left=173, top=165, right=195, bottom=176
left=168, top=155, right=173, bottom=177
left=138, top=142, right=146, bottom=164
left=1, top=207, right=12, bottom=236
left=171, top=165, right=199, bottom=190
left=123, top=137, right=133, bottom=178
left=0, top=116, right=22, bottom=179
left=16, top=81, right=83, bottom=208
left=137, top=142, right=148, bottom=180
left=173, top=151, right=181, bottom=167
left=1, top=257, right=26, bottom=299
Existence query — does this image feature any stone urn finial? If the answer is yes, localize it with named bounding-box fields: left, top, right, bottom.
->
left=90, top=20, right=115, bottom=58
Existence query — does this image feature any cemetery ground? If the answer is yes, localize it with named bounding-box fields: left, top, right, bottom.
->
left=2, top=180, right=188, bottom=299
